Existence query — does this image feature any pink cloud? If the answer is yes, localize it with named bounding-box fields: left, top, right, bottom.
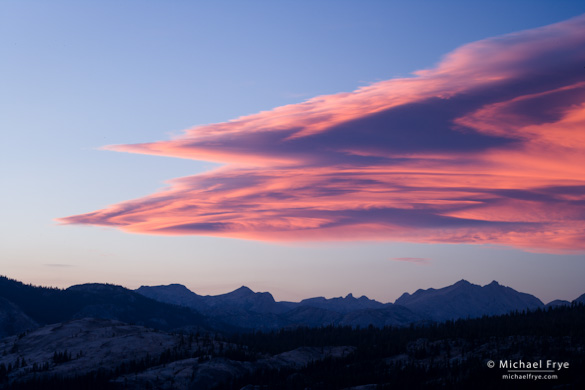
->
left=59, top=15, right=585, bottom=253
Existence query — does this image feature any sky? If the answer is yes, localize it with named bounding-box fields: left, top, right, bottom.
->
left=2, top=1, right=585, bottom=304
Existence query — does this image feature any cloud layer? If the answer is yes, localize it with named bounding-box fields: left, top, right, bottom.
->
left=60, top=15, right=585, bottom=253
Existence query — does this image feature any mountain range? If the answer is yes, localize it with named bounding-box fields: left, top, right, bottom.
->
left=1, top=275, right=583, bottom=338
left=394, top=279, right=544, bottom=321
left=136, top=279, right=580, bottom=329
left=1, top=275, right=584, bottom=389
left=0, top=277, right=209, bottom=338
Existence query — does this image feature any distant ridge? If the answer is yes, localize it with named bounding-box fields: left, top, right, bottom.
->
left=1, top=275, right=581, bottom=337
left=0, top=276, right=210, bottom=337
left=574, top=293, right=585, bottom=305
left=546, top=299, right=571, bottom=308
left=394, top=279, right=544, bottom=321
left=134, top=279, right=556, bottom=330
left=299, top=293, right=386, bottom=313
left=136, top=284, right=208, bottom=311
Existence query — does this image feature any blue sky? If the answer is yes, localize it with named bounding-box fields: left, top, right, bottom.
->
left=2, top=1, right=585, bottom=303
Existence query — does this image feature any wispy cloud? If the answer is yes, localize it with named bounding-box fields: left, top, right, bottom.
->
left=44, top=263, right=74, bottom=268
left=391, top=257, right=431, bottom=265
left=59, top=15, right=585, bottom=253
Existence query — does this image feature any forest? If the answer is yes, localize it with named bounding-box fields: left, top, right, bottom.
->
left=1, top=303, right=583, bottom=389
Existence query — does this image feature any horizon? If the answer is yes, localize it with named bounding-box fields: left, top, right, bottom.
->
left=2, top=2, right=585, bottom=306
left=3, top=273, right=581, bottom=306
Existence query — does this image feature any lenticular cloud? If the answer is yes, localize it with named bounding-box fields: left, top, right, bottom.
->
left=59, top=15, right=585, bottom=253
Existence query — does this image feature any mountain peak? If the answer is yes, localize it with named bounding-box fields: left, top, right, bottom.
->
left=233, top=286, right=254, bottom=294
left=219, top=285, right=263, bottom=300
left=395, top=279, right=543, bottom=321
left=345, top=293, right=355, bottom=299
